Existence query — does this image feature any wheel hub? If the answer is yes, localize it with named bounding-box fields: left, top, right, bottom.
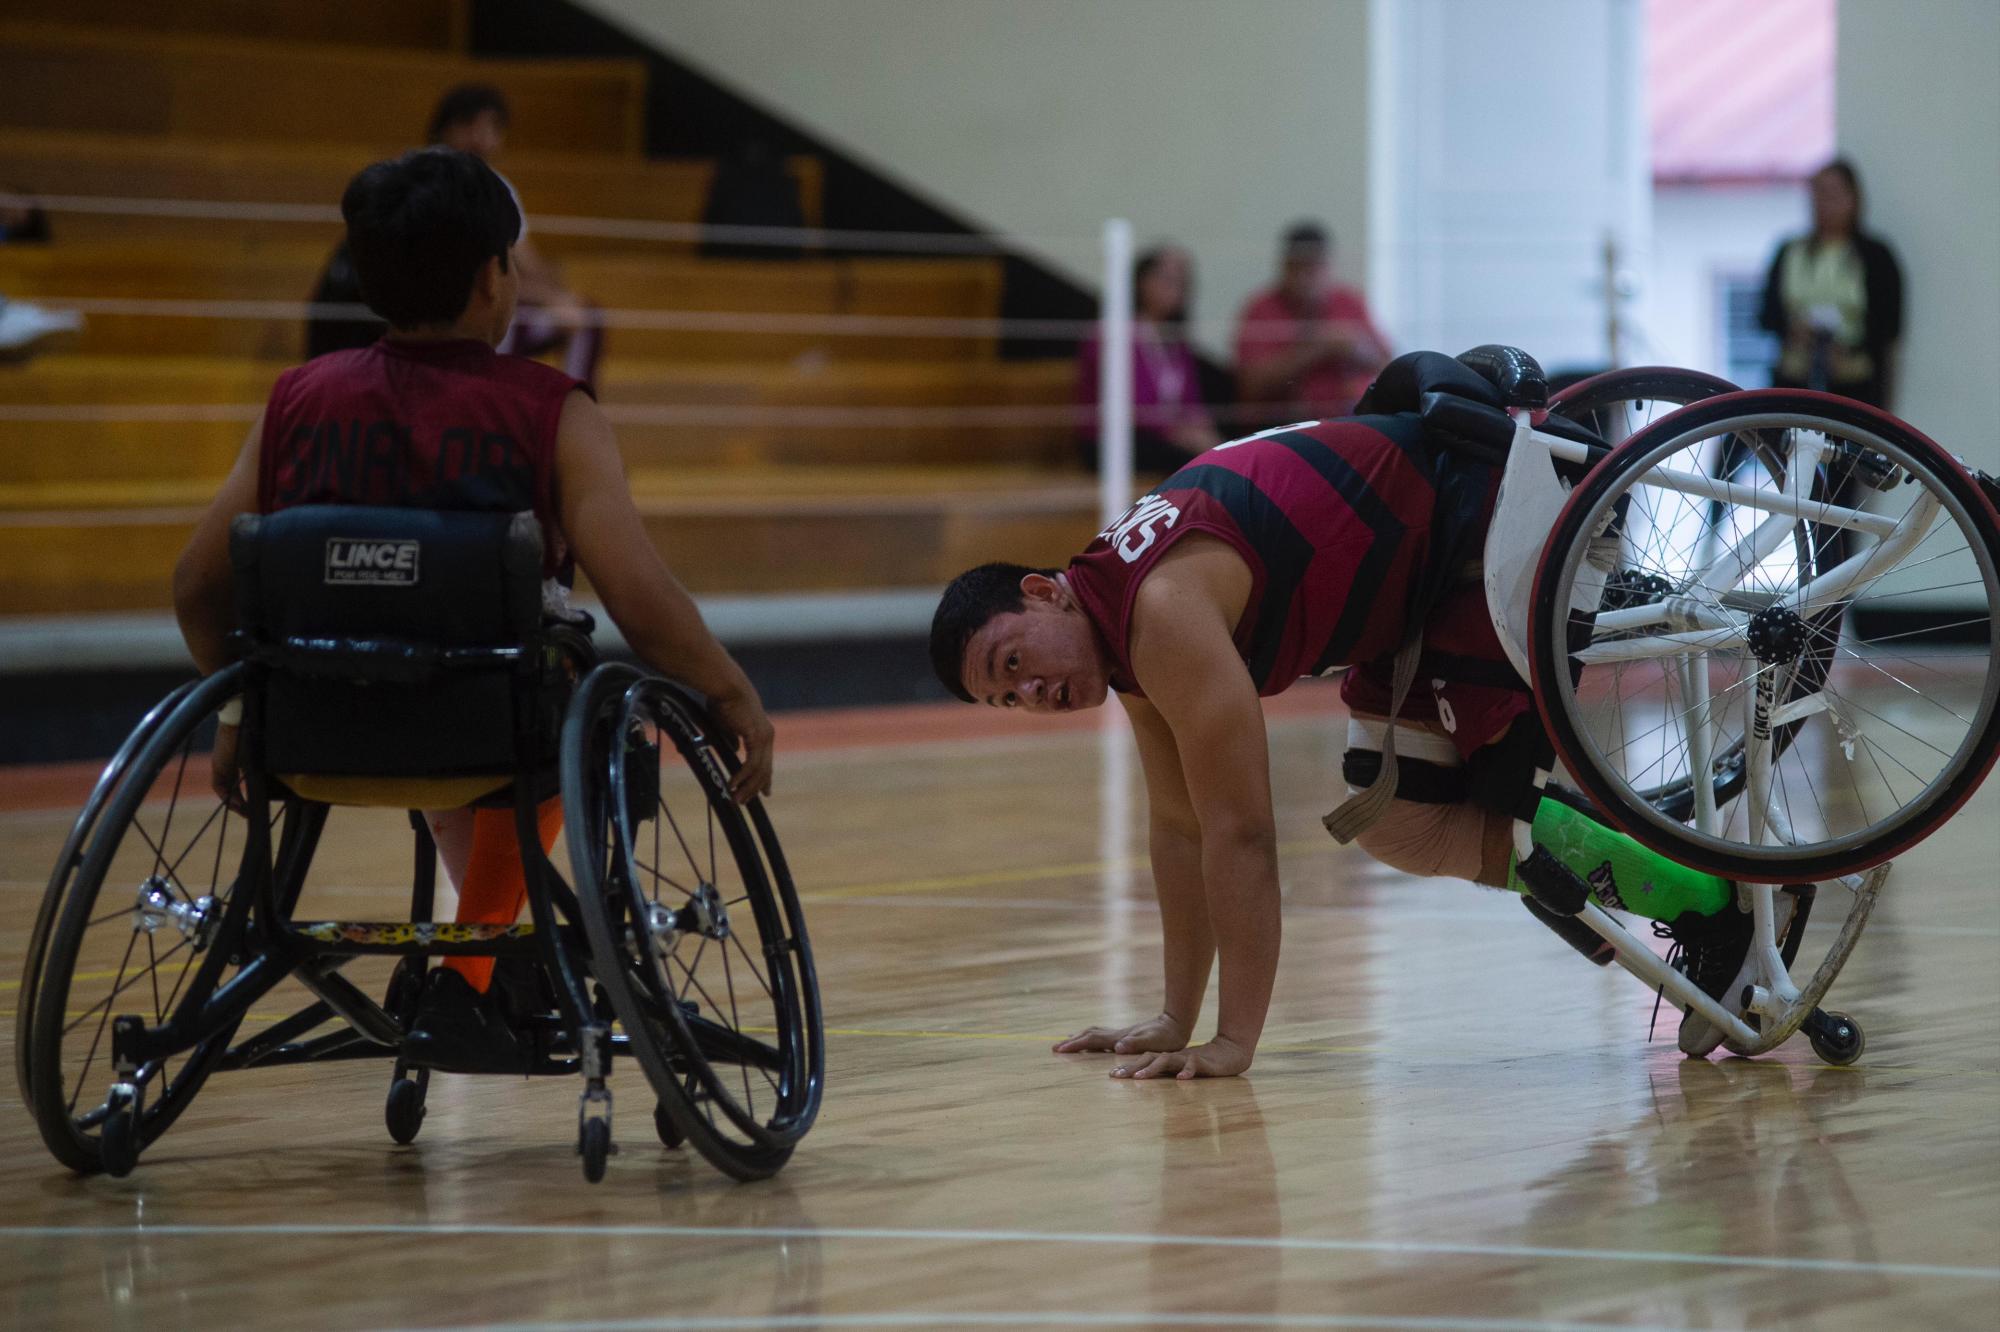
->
left=1746, top=604, right=1808, bottom=665
left=1602, top=569, right=1675, bottom=612
left=134, top=879, right=219, bottom=948
left=688, top=883, right=731, bottom=941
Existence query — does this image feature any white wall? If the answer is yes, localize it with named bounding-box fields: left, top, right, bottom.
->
left=1647, top=183, right=1802, bottom=376
left=1837, top=0, right=2000, bottom=469
left=577, top=0, right=1372, bottom=358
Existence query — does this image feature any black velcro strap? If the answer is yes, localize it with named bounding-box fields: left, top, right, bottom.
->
left=1341, top=749, right=1470, bottom=805
left=1515, top=845, right=1590, bottom=916
left=1466, top=714, right=1557, bottom=820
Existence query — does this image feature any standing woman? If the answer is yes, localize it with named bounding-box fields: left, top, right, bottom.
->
left=1078, top=243, right=1222, bottom=473
left=1759, top=158, right=1904, bottom=409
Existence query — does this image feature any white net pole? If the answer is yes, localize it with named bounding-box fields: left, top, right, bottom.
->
left=1097, top=217, right=1135, bottom=527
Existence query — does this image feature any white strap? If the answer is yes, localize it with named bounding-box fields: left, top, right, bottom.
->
left=1344, top=716, right=1463, bottom=766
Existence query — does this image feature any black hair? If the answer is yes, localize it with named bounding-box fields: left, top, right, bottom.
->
left=1132, top=243, right=1192, bottom=334
left=1282, top=220, right=1330, bottom=254
left=929, top=562, right=1059, bottom=703
left=427, top=83, right=512, bottom=144
left=339, top=148, right=521, bottom=330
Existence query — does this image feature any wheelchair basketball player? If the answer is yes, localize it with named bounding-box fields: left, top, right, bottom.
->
left=929, top=360, right=1788, bottom=1079
left=170, top=147, right=775, bottom=1073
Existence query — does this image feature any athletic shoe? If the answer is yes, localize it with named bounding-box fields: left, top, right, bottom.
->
left=401, top=967, right=531, bottom=1073
left=0, top=297, right=82, bottom=361
left=1670, top=890, right=1801, bottom=1057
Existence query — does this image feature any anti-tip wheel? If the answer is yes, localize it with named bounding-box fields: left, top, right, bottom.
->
left=579, top=1116, right=611, bottom=1183
left=653, top=1101, right=685, bottom=1149
left=385, top=1075, right=428, bottom=1145
left=99, top=1093, right=138, bottom=1178
left=1806, top=1010, right=1866, bottom=1066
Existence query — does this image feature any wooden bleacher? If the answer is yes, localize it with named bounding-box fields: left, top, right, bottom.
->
left=0, top=12, right=1092, bottom=617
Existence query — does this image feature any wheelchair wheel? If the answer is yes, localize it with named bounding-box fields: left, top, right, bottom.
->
left=1546, top=365, right=1739, bottom=449
left=23, top=669, right=296, bottom=1174
left=1532, top=391, right=2000, bottom=880
left=1548, top=368, right=1836, bottom=824
left=562, top=665, right=824, bottom=1182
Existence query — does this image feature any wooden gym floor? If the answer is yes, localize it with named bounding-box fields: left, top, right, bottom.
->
left=1, top=678, right=1996, bottom=1329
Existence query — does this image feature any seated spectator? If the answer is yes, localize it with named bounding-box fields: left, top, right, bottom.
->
left=1078, top=243, right=1221, bottom=472
left=1233, top=221, right=1389, bottom=424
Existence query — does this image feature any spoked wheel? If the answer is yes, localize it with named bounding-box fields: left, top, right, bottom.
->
left=1547, top=368, right=1837, bottom=823
left=23, top=669, right=319, bottom=1174
left=1532, top=390, right=2000, bottom=881
left=562, top=665, right=824, bottom=1181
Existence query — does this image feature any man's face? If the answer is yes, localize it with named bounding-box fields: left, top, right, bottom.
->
left=441, top=110, right=507, bottom=159
left=958, top=577, right=1113, bottom=714
left=1279, top=241, right=1328, bottom=308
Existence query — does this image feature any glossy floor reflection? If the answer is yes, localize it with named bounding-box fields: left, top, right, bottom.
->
left=2, top=681, right=1996, bottom=1329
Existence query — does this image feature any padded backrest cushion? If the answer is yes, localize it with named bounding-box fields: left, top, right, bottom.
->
left=230, top=507, right=545, bottom=779
left=1355, top=351, right=1504, bottom=417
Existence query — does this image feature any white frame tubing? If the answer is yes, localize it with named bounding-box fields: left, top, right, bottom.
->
left=1096, top=218, right=1135, bottom=528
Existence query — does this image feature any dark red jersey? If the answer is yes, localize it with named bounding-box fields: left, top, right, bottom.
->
left=1066, top=416, right=1441, bottom=698
left=257, top=338, right=586, bottom=575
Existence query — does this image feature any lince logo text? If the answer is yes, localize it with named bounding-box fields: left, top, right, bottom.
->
left=325, top=539, right=421, bottom=586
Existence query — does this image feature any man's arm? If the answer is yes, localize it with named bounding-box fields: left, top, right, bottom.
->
left=555, top=389, right=774, bottom=801
left=173, top=410, right=264, bottom=676
left=1052, top=692, right=1216, bottom=1057
left=1116, top=539, right=1278, bottom=1079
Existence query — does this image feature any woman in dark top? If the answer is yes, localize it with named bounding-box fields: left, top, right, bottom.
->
left=1758, top=158, right=1904, bottom=409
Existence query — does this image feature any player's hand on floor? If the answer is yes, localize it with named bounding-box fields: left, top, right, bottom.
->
left=1053, top=1013, right=1189, bottom=1055
left=1111, top=1036, right=1252, bottom=1081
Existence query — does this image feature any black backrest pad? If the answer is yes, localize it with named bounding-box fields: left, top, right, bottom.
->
left=230, top=507, right=545, bottom=777
left=1355, top=351, right=1504, bottom=417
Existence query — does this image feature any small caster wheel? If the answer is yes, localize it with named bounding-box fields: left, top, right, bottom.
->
left=653, top=1102, right=685, bottom=1149
left=386, top=1074, right=428, bottom=1145
left=1806, top=1010, right=1865, bottom=1066
left=99, top=1090, right=139, bottom=1178
left=579, top=1116, right=611, bottom=1183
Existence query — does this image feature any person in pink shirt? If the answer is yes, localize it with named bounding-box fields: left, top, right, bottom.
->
left=1233, top=222, right=1390, bottom=425
left=1078, top=243, right=1221, bottom=472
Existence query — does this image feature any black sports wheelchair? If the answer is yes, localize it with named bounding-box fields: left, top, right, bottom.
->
left=17, top=506, right=824, bottom=1183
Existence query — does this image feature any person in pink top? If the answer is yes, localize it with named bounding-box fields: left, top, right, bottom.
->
left=1233, top=222, right=1390, bottom=425
left=1077, top=243, right=1221, bottom=472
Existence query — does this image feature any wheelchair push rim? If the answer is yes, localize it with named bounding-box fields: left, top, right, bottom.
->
left=1531, top=390, right=2000, bottom=881
left=563, top=665, right=822, bottom=1178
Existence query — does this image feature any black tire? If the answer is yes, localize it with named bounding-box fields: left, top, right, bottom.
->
left=385, top=1074, right=428, bottom=1145
left=579, top=1115, right=611, bottom=1183
left=1532, top=391, right=2000, bottom=880
left=1806, top=1011, right=1865, bottom=1066
left=562, top=665, right=822, bottom=1182
left=16, top=680, right=198, bottom=1110
left=24, top=670, right=268, bottom=1175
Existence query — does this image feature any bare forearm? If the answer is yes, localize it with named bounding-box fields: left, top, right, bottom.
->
left=613, top=576, right=755, bottom=703
left=172, top=564, right=235, bottom=677
left=1199, top=828, right=1281, bottom=1053
left=1149, top=820, right=1215, bottom=1026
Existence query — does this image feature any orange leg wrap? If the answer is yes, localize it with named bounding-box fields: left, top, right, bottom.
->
left=441, top=797, right=564, bottom=994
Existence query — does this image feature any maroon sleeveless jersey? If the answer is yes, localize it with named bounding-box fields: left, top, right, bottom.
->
left=1066, top=416, right=1440, bottom=698
left=257, top=339, right=586, bottom=575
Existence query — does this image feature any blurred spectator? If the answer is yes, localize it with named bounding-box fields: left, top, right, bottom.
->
left=0, top=186, right=52, bottom=244
left=1758, top=158, right=1903, bottom=408
left=1233, top=221, right=1389, bottom=424
left=1078, top=243, right=1220, bottom=471
left=306, top=85, right=603, bottom=388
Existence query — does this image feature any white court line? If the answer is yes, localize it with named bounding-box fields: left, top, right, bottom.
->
left=3, top=1223, right=1994, bottom=1282
left=423, top=1314, right=1678, bottom=1332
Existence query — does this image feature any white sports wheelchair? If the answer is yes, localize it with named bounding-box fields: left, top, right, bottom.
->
left=17, top=506, right=824, bottom=1181
left=1381, top=346, right=2000, bottom=1063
